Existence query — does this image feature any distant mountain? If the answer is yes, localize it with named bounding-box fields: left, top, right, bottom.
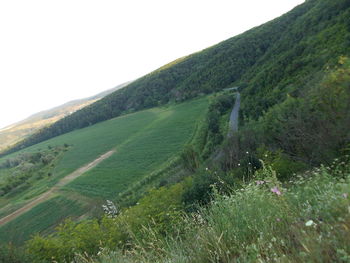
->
left=0, top=82, right=130, bottom=152
left=3, top=0, right=350, bottom=156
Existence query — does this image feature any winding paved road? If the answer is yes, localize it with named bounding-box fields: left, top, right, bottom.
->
left=0, top=149, right=115, bottom=226
left=213, top=92, right=241, bottom=161
left=228, top=92, right=240, bottom=135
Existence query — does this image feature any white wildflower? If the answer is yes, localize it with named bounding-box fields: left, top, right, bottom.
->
left=102, top=200, right=119, bottom=218
left=305, top=220, right=315, bottom=227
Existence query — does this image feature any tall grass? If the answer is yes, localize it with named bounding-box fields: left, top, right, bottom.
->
left=83, top=159, right=350, bottom=263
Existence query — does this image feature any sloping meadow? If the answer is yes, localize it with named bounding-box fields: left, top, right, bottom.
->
left=0, top=97, right=208, bottom=245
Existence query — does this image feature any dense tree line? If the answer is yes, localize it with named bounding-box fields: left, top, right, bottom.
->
left=221, top=57, right=350, bottom=178
left=240, top=0, right=350, bottom=120
left=0, top=146, right=67, bottom=197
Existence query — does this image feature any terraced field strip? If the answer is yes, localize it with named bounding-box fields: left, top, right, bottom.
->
left=0, top=149, right=115, bottom=226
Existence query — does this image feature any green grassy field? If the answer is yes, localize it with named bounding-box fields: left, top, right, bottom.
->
left=1, top=98, right=207, bottom=182
left=0, top=97, right=208, bottom=244
left=0, top=195, right=86, bottom=245
left=65, top=98, right=208, bottom=198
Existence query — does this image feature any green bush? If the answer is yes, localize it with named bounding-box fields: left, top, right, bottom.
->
left=182, top=168, right=237, bottom=209
left=257, top=57, right=350, bottom=166
left=0, top=244, right=30, bottom=263
left=26, top=183, right=186, bottom=261
left=201, top=93, right=235, bottom=159
left=180, top=145, right=200, bottom=172
left=80, top=161, right=350, bottom=263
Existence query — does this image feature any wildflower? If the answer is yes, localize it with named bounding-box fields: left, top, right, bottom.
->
left=305, top=220, right=315, bottom=227
left=206, top=167, right=209, bottom=171
left=238, top=163, right=241, bottom=166
left=102, top=200, right=119, bottom=218
left=246, top=151, right=249, bottom=154
left=256, top=180, right=265, bottom=185
left=271, top=186, right=282, bottom=195
left=276, top=218, right=281, bottom=222
left=342, top=193, right=348, bottom=199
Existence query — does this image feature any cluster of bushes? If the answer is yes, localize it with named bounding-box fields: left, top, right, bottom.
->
left=180, top=92, right=235, bottom=172
left=221, top=57, right=350, bottom=180
left=20, top=156, right=350, bottom=262
left=202, top=93, right=235, bottom=158
left=0, top=152, right=46, bottom=170
left=0, top=145, right=67, bottom=197
left=0, top=244, right=28, bottom=263
left=257, top=57, right=350, bottom=166
left=25, top=183, right=186, bottom=262
left=138, top=158, right=349, bottom=263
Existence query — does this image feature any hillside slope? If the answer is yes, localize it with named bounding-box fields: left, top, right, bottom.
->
left=3, top=0, right=350, bottom=156
left=0, top=82, right=130, bottom=152
left=0, top=97, right=209, bottom=244
left=0, top=0, right=350, bottom=260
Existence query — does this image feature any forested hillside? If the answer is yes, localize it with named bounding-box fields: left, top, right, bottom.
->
left=3, top=0, right=349, bottom=156
left=1, top=0, right=350, bottom=261
left=18, top=54, right=350, bottom=263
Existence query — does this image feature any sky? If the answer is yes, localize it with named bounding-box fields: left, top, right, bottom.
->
left=0, top=0, right=304, bottom=129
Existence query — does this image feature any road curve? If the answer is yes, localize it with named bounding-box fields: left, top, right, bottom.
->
left=0, top=149, right=115, bottom=226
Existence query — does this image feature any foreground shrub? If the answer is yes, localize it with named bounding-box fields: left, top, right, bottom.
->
left=26, top=183, right=185, bottom=262
left=84, top=161, right=350, bottom=263
left=0, top=243, right=30, bottom=263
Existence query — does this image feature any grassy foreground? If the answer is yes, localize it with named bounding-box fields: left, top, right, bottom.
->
left=76, top=159, right=350, bottom=263
left=21, top=157, right=350, bottom=262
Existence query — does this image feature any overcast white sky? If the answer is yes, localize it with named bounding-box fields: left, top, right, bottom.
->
left=0, top=0, right=304, bottom=129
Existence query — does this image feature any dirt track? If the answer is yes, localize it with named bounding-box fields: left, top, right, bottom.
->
left=0, top=149, right=115, bottom=226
